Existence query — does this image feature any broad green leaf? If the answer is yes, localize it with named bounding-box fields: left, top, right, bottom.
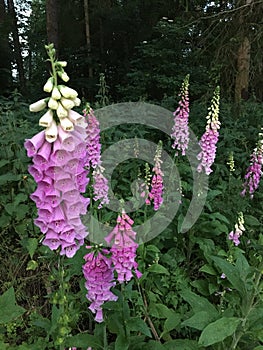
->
left=198, top=317, right=241, bottom=346
left=212, top=256, right=247, bottom=298
left=143, top=340, right=165, bottom=350
left=0, top=287, right=25, bottom=324
left=115, top=334, right=129, bottom=350
left=127, top=317, right=152, bottom=337
left=147, top=263, right=169, bottom=275
left=65, top=333, right=103, bottom=349
left=182, top=311, right=218, bottom=331
left=181, top=289, right=218, bottom=317
left=149, top=303, right=172, bottom=318
left=199, top=264, right=217, bottom=275
left=163, top=311, right=181, bottom=333
left=253, top=347, right=263, bottom=350
left=245, top=215, right=260, bottom=227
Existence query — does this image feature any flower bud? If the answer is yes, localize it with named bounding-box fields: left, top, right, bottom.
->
left=51, top=87, right=61, bottom=100
left=48, top=98, right=59, bottom=110
left=73, top=97, right=81, bottom=106
left=39, top=109, right=53, bottom=127
left=60, top=117, right=74, bottom=132
left=56, top=102, right=68, bottom=118
left=58, top=71, right=70, bottom=82
left=60, top=97, right=75, bottom=110
left=58, top=85, right=78, bottom=99
left=68, top=109, right=83, bottom=123
left=45, top=119, right=58, bottom=143
left=43, top=77, right=54, bottom=93
left=57, top=61, right=67, bottom=67
left=29, top=99, right=47, bottom=112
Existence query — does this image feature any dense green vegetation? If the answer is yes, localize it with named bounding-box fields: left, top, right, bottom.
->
left=0, top=1, right=262, bottom=349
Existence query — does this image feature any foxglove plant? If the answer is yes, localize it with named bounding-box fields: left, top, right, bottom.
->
left=197, top=86, right=220, bottom=175
left=171, top=74, right=190, bottom=156
left=105, top=210, right=142, bottom=283
left=82, top=247, right=117, bottom=323
left=25, top=44, right=89, bottom=257
left=241, top=136, right=263, bottom=198
left=146, top=141, right=164, bottom=211
left=228, top=212, right=245, bottom=246
left=84, top=105, right=109, bottom=208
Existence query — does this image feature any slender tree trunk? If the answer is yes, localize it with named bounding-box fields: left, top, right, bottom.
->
left=234, top=0, right=252, bottom=103
left=7, top=0, right=26, bottom=93
left=234, top=36, right=251, bottom=103
left=84, top=0, right=93, bottom=78
left=0, top=0, right=12, bottom=93
left=46, top=0, right=59, bottom=52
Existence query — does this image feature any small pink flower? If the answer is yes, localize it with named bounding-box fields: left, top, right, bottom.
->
left=197, top=87, right=220, bottom=175
left=171, top=74, right=190, bottom=156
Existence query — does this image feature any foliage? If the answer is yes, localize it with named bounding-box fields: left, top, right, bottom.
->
left=0, top=80, right=263, bottom=350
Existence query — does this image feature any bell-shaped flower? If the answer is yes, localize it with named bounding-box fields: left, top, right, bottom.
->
left=43, top=77, right=54, bottom=93
left=45, top=119, right=58, bottom=143
left=29, top=99, right=47, bottom=112
left=24, top=131, right=46, bottom=157
left=39, top=109, right=54, bottom=128
left=60, top=117, right=74, bottom=132
left=61, top=97, right=75, bottom=110
left=48, top=97, right=59, bottom=110
left=51, top=86, right=61, bottom=100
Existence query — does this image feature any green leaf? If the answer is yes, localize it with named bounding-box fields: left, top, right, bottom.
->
left=147, top=263, right=169, bottom=275
left=149, top=304, right=173, bottom=319
left=127, top=317, right=152, bottom=337
left=182, top=311, right=218, bottom=331
left=164, top=339, right=201, bottom=350
left=198, top=317, right=241, bottom=346
left=0, top=287, right=25, bottom=324
left=0, top=173, right=20, bottom=185
left=212, top=256, right=247, bottom=298
left=181, top=289, right=218, bottom=317
left=65, top=333, right=103, bottom=349
left=163, top=311, right=181, bottom=333
left=115, top=334, right=129, bottom=350
left=199, top=264, right=217, bottom=275
left=26, top=260, right=39, bottom=271
left=245, top=215, right=261, bottom=227
left=20, top=238, right=39, bottom=259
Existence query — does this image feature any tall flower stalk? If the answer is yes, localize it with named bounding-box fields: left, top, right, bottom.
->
left=105, top=210, right=142, bottom=283
left=25, top=44, right=89, bottom=257
left=84, top=106, right=109, bottom=208
left=241, top=135, right=263, bottom=198
left=146, top=141, right=164, bottom=211
left=171, top=74, right=190, bottom=156
left=197, top=86, right=220, bottom=175
left=82, top=246, right=117, bottom=323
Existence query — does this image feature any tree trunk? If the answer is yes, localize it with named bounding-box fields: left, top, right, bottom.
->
left=7, top=0, right=26, bottom=93
left=84, top=0, right=93, bottom=78
left=234, top=36, right=251, bottom=103
left=46, top=0, right=59, bottom=52
left=0, top=0, right=12, bottom=94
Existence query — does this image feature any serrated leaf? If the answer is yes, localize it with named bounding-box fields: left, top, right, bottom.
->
left=0, top=287, right=25, bottom=324
left=127, top=317, right=151, bottom=337
left=198, top=317, right=240, bottom=346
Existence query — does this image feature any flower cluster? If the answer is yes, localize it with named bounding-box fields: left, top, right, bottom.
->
left=84, top=106, right=109, bottom=208
left=171, top=74, right=190, bottom=156
left=105, top=210, right=142, bottom=283
left=241, top=138, right=263, bottom=198
left=146, top=141, right=164, bottom=211
left=228, top=212, right=245, bottom=246
left=25, top=44, right=89, bottom=257
left=29, top=44, right=82, bottom=143
left=197, top=86, right=221, bottom=175
left=82, top=248, right=117, bottom=323
left=25, top=124, right=89, bottom=257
